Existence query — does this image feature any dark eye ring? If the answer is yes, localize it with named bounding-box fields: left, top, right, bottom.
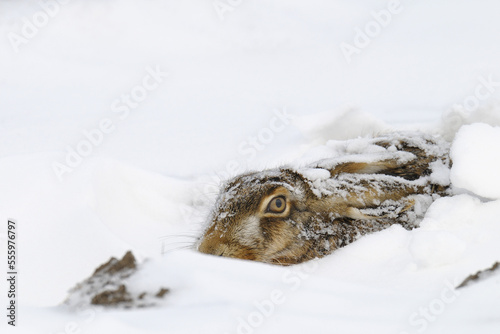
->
left=267, top=196, right=287, bottom=214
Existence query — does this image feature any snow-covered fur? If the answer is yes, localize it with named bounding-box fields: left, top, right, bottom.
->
left=198, top=133, right=451, bottom=265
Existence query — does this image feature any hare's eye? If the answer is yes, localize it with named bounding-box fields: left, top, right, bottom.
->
left=267, top=196, right=286, bottom=213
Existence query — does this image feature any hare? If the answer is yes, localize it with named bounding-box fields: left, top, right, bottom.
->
left=198, top=133, right=451, bottom=265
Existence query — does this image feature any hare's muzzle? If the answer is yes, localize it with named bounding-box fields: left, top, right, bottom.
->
left=198, top=221, right=261, bottom=261
left=198, top=235, right=259, bottom=261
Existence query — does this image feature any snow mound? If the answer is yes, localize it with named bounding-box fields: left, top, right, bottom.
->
left=409, top=230, right=467, bottom=268
left=65, top=251, right=169, bottom=309
left=439, top=105, right=500, bottom=141
left=88, top=159, right=199, bottom=255
left=292, top=107, right=388, bottom=144
left=450, top=123, right=500, bottom=199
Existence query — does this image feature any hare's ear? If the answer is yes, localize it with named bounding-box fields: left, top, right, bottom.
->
left=343, top=198, right=415, bottom=220
left=328, top=160, right=400, bottom=177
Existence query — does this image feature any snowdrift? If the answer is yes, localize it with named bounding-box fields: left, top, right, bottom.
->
left=50, top=107, right=500, bottom=334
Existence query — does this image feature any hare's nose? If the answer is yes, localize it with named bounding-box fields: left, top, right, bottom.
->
left=198, top=242, right=213, bottom=255
left=198, top=239, right=226, bottom=256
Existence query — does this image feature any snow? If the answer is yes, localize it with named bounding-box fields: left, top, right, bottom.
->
left=450, top=123, right=500, bottom=199
left=409, top=230, right=467, bottom=268
left=1, top=0, right=500, bottom=333
left=429, top=159, right=451, bottom=186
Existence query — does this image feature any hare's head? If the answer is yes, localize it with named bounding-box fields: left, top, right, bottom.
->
left=197, top=169, right=323, bottom=265
left=197, top=162, right=420, bottom=265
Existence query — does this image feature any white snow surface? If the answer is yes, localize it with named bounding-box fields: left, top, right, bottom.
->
left=450, top=123, right=500, bottom=199
left=1, top=1, right=500, bottom=333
